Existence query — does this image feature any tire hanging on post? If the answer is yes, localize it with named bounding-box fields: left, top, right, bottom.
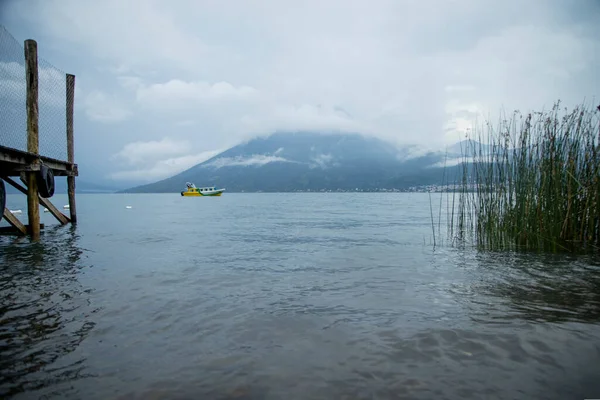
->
left=37, top=164, right=55, bottom=198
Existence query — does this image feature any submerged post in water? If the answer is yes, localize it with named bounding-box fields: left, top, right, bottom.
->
left=25, top=38, right=40, bottom=240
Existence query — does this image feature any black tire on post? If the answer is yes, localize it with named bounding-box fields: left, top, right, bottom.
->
left=0, top=179, right=5, bottom=223
left=37, top=164, right=55, bottom=198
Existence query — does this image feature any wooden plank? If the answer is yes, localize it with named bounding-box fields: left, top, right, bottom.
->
left=3, top=175, right=70, bottom=225
left=4, top=175, right=26, bottom=194
left=66, top=73, right=77, bottom=224
left=25, top=39, right=40, bottom=240
left=2, top=208, right=27, bottom=235
left=0, top=167, right=76, bottom=177
left=0, top=222, right=44, bottom=235
left=0, top=148, right=30, bottom=164
left=0, top=146, right=78, bottom=175
left=41, top=194, right=70, bottom=224
left=0, top=145, right=77, bottom=168
left=0, top=164, right=77, bottom=176
left=0, top=144, right=70, bottom=164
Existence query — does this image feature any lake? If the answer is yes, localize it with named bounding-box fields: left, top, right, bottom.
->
left=1, top=193, right=600, bottom=399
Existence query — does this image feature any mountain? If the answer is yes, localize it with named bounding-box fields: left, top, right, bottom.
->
left=121, top=132, right=466, bottom=193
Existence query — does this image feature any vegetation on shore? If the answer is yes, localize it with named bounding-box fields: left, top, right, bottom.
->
left=444, top=101, right=600, bottom=253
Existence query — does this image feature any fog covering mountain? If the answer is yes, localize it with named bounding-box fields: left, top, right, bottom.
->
left=121, top=132, right=471, bottom=193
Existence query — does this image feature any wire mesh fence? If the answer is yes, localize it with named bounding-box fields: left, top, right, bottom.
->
left=66, top=74, right=74, bottom=162
left=0, top=26, right=26, bottom=153
left=38, top=57, right=68, bottom=161
left=0, top=25, right=69, bottom=161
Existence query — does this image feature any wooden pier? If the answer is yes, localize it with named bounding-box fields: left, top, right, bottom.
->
left=0, top=38, right=78, bottom=240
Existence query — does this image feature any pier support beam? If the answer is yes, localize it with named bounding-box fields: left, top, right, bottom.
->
left=0, top=175, right=69, bottom=225
left=66, top=73, right=77, bottom=224
left=2, top=208, right=27, bottom=235
left=25, top=39, right=40, bottom=240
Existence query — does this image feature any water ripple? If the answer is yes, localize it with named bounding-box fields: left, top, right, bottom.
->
left=1, top=193, right=600, bottom=399
left=0, top=229, right=95, bottom=399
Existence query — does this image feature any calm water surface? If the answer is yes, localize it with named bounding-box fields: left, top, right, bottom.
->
left=1, top=193, right=600, bottom=399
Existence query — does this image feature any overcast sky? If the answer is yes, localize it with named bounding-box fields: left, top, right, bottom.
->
left=1, top=0, right=599, bottom=186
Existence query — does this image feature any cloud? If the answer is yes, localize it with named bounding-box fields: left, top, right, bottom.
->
left=427, top=157, right=475, bottom=169
left=117, top=75, right=143, bottom=90
left=112, top=137, right=191, bottom=166
left=4, top=0, right=225, bottom=76
left=110, top=138, right=221, bottom=181
left=84, top=90, right=132, bottom=122
left=176, top=120, right=196, bottom=127
left=445, top=85, right=476, bottom=94
left=135, top=79, right=259, bottom=111
left=110, top=151, right=221, bottom=181
left=239, top=103, right=368, bottom=138
left=309, top=153, right=335, bottom=169
left=204, top=154, right=291, bottom=169
left=2, top=0, right=599, bottom=184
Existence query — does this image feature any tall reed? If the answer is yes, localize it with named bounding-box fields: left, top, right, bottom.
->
left=446, top=101, right=600, bottom=253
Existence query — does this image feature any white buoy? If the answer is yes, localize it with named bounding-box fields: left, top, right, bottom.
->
left=10, top=209, right=22, bottom=214
left=44, top=208, right=50, bottom=212
left=126, top=205, right=132, bottom=209
left=63, top=205, right=70, bottom=209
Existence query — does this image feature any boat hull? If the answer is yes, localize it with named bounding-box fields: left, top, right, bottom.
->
left=181, top=189, right=225, bottom=197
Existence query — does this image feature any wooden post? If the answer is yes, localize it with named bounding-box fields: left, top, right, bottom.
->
left=66, top=73, right=77, bottom=223
left=25, top=39, right=40, bottom=240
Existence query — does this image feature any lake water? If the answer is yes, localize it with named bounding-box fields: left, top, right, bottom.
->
left=1, top=193, right=600, bottom=399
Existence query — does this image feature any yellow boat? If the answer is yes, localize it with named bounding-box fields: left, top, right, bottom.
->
left=181, top=182, right=225, bottom=197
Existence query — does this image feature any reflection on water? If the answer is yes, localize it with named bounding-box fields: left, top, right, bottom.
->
left=0, top=227, right=96, bottom=398
left=0, top=193, right=599, bottom=399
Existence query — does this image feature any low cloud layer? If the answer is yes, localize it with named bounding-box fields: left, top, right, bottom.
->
left=309, top=153, right=336, bottom=169
left=1, top=0, right=598, bottom=185
left=204, top=154, right=291, bottom=169
left=110, top=137, right=222, bottom=181
left=110, top=151, right=221, bottom=182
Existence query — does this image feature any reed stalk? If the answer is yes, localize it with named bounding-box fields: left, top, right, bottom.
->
left=445, top=101, right=600, bottom=253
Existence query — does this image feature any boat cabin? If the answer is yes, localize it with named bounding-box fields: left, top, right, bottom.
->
left=185, top=182, right=216, bottom=192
